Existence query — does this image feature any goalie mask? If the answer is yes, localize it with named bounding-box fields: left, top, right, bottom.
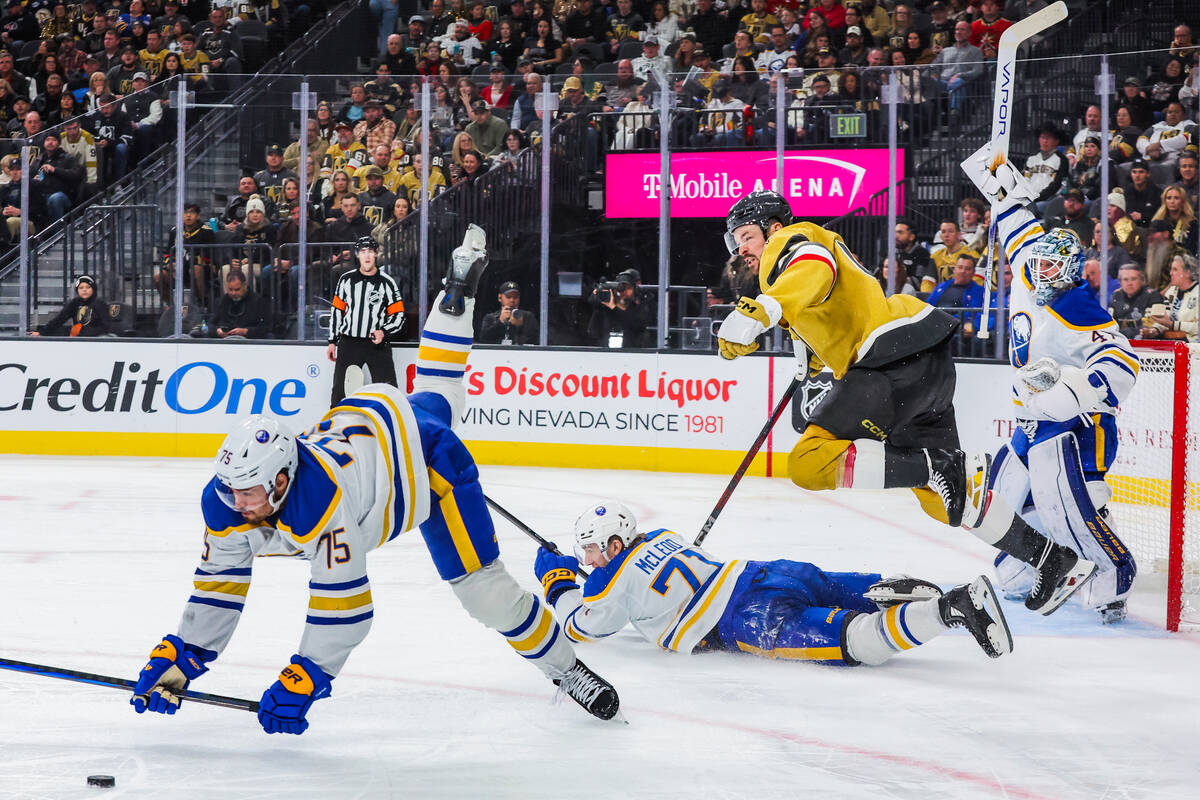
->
left=1028, top=228, right=1084, bottom=305
left=213, top=416, right=298, bottom=514
left=725, top=190, right=794, bottom=254
left=574, top=501, right=638, bottom=561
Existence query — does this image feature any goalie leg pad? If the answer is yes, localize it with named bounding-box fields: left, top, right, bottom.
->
left=451, top=560, right=576, bottom=678
left=994, top=552, right=1035, bottom=600
left=1027, top=433, right=1136, bottom=605
left=970, top=444, right=1030, bottom=547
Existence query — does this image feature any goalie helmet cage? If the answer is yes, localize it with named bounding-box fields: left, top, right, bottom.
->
left=1105, top=340, right=1199, bottom=631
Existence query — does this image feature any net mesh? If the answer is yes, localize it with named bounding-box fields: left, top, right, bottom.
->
left=1106, top=342, right=1200, bottom=629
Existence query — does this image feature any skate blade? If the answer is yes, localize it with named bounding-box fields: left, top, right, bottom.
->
left=1034, top=559, right=1098, bottom=617
left=970, top=576, right=1013, bottom=658
left=960, top=454, right=994, bottom=530
left=863, top=587, right=942, bottom=606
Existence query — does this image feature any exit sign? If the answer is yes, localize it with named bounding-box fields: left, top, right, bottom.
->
left=829, top=112, right=867, bottom=138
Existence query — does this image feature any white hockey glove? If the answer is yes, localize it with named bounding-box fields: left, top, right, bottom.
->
left=717, top=294, right=782, bottom=360
left=960, top=143, right=1038, bottom=208
left=1015, top=358, right=1106, bottom=421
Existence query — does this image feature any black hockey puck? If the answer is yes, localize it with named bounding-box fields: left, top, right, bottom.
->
left=87, top=775, right=116, bottom=788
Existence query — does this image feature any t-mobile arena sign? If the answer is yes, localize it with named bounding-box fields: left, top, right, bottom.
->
left=605, top=149, right=904, bottom=218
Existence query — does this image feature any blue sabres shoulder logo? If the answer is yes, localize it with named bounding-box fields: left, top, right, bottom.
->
left=1009, top=312, right=1032, bottom=367
left=255, top=429, right=270, bottom=443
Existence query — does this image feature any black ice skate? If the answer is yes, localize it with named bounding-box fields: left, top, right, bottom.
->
left=939, top=575, right=1013, bottom=658
left=1025, top=543, right=1097, bottom=616
left=926, top=450, right=992, bottom=529
left=926, top=449, right=967, bottom=527
left=554, top=659, right=620, bottom=721
left=864, top=575, right=943, bottom=609
left=439, top=223, right=489, bottom=316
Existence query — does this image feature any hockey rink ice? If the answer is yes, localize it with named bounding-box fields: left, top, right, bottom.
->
left=2, top=456, right=1198, bottom=800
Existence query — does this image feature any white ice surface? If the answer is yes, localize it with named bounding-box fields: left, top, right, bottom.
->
left=2, top=456, right=1198, bottom=800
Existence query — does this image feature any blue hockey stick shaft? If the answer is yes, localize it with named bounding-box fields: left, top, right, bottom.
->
left=0, top=657, right=259, bottom=712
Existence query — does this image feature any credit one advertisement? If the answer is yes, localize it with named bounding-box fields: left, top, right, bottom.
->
left=604, top=149, right=905, bottom=218
left=2, top=341, right=1066, bottom=477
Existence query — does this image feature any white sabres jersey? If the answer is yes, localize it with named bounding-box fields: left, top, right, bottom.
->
left=550, top=530, right=746, bottom=654
left=181, top=385, right=431, bottom=676
left=994, top=204, right=1140, bottom=422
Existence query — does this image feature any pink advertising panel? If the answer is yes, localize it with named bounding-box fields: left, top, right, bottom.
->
left=604, top=149, right=904, bottom=218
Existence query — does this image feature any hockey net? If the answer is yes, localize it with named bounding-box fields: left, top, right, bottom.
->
left=1105, top=340, right=1200, bottom=631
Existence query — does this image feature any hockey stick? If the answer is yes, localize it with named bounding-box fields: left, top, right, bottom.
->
left=0, top=657, right=259, bottom=712
left=694, top=374, right=801, bottom=547
left=978, top=0, right=1068, bottom=340
left=484, top=494, right=590, bottom=579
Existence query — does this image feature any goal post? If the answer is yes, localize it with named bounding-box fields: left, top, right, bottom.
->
left=1105, top=340, right=1199, bottom=631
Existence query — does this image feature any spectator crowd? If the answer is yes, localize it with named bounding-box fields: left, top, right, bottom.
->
left=26, top=0, right=1200, bottom=346
left=0, top=0, right=309, bottom=254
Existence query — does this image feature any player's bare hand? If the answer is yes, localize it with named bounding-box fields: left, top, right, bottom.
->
left=326, top=343, right=337, bottom=361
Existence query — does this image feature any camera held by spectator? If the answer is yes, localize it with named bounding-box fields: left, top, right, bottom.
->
left=587, top=268, right=650, bottom=347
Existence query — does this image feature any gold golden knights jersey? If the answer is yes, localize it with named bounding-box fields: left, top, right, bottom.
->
left=322, top=142, right=369, bottom=177
left=758, top=222, right=958, bottom=378
left=179, top=51, right=211, bottom=83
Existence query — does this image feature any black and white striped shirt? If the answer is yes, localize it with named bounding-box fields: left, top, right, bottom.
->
left=329, top=268, right=406, bottom=343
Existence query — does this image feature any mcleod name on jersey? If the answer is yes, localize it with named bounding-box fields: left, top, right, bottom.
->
left=551, top=530, right=746, bottom=653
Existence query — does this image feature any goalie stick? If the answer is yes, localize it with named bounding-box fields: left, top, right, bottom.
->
left=0, top=657, right=259, bottom=712
left=977, top=0, right=1068, bottom=339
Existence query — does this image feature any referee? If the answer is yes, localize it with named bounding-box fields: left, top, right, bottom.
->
left=326, top=236, right=406, bottom=405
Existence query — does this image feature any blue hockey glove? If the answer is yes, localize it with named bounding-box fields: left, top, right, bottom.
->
left=257, top=655, right=333, bottom=735
left=535, top=546, right=579, bottom=603
left=131, top=634, right=213, bottom=715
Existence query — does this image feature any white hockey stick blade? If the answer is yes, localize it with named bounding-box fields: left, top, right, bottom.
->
left=989, top=1, right=1068, bottom=150
left=344, top=365, right=364, bottom=396
left=979, top=0, right=1067, bottom=340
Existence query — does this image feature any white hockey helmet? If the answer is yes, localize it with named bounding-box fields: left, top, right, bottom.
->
left=1028, top=228, right=1084, bottom=305
left=213, top=415, right=298, bottom=514
left=574, top=501, right=638, bottom=559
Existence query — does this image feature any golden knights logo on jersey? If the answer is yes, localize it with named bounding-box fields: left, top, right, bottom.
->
left=265, top=184, right=285, bottom=206
left=362, top=204, right=384, bottom=227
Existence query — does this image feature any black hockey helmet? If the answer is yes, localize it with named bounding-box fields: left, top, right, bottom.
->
left=725, top=190, right=794, bottom=254
left=355, top=235, right=379, bottom=252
